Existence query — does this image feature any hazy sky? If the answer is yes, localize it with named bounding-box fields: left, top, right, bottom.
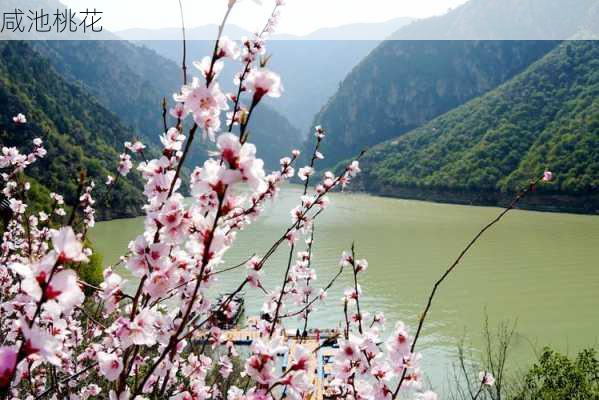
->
left=60, top=0, right=469, bottom=34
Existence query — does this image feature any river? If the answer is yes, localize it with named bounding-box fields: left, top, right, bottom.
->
left=90, top=185, right=599, bottom=392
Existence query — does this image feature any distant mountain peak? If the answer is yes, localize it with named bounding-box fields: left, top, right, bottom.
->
left=390, top=0, right=599, bottom=39
left=116, top=17, right=414, bottom=41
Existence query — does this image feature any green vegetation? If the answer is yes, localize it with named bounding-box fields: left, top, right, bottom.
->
left=77, top=243, right=105, bottom=290
left=32, top=40, right=183, bottom=148
left=356, top=41, right=599, bottom=210
left=449, top=318, right=599, bottom=400
left=513, top=348, right=599, bottom=400
left=0, top=41, right=145, bottom=219
left=308, top=40, right=557, bottom=169
left=32, top=40, right=303, bottom=172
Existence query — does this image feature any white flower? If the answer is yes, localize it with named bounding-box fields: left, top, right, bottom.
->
left=12, top=113, right=27, bottom=124
left=217, top=36, right=240, bottom=59
left=479, top=371, right=495, bottom=386
left=298, top=166, right=314, bottom=181
left=52, top=226, right=88, bottom=263
left=20, top=321, right=61, bottom=365
left=98, top=351, right=123, bottom=381
left=247, top=68, right=283, bottom=103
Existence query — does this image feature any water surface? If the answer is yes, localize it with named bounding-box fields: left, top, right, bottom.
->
left=90, top=185, right=599, bottom=391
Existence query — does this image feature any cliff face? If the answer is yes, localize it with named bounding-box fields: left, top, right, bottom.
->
left=351, top=41, right=599, bottom=214
left=306, top=40, right=557, bottom=169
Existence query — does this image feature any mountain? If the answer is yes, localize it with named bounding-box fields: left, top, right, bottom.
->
left=117, top=17, right=413, bottom=41
left=32, top=40, right=181, bottom=147
left=390, top=0, right=599, bottom=40
left=1, top=0, right=300, bottom=173
left=125, top=18, right=414, bottom=133
left=275, top=17, right=414, bottom=40
left=30, top=39, right=301, bottom=170
left=0, top=41, right=145, bottom=219
left=309, top=40, right=558, bottom=169
left=309, top=0, right=599, bottom=170
left=355, top=40, right=599, bottom=213
left=117, top=24, right=250, bottom=41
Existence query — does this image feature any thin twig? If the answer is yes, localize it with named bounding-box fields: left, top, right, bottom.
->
left=391, top=177, right=543, bottom=398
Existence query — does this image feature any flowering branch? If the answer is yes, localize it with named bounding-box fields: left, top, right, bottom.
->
left=391, top=174, right=552, bottom=398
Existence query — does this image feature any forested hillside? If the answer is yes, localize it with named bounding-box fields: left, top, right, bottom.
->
left=0, top=42, right=145, bottom=219
left=32, top=40, right=302, bottom=171
left=308, top=40, right=557, bottom=168
left=32, top=40, right=181, bottom=147
left=356, top=41, right=599, bottom=213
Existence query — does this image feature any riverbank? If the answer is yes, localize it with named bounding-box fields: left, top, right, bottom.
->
left=359, top=184, right=599, bottom=215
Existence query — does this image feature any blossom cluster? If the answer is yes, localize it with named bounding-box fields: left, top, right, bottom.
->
left=0, top=1, right=472, bottom=399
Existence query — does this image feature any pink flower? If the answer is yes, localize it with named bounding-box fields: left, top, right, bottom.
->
left=108, top=389, right=130, bottom=400
left=212, top=133, right=267, bottom=191
left=247, top=68, right=283, bottom=104
left=44, top=269, right=85, bottom=312
left=347, top=161, right=361, bottom=177
left=0, top=347, right=17, bottom=389
left=178, top=79, right=228, bottom=114
left=479, top=371, right=495, bottom=386
left=98, top=351, right=123, bottom=381
left=9, top=199, right=26, bottom=214
left=146, top=267, right=177, bottom=298
left=298, top=166, right=314, bottom=181
left=52, top=227, right=88, bottom=263
left=219, top=355, right=233, bottom=378
left=100, top=269, right=125, bottom=313
left=117, top=153, right=133, bottom=177
left=174, top=79, right=228, bottom=137
left=289, top=345, right=310, bottom=372
left=217, top=37, right=240, bottom=60
left=315, top=125, right=325, bottom=139
left=20, top=322, right=61, bottom=365
left=244, top=339, right=286, bottom=386
left=12, top=113, right=27, bottom=124
left=113, top=308, right=158, bottom=349
left=125, top=141, right=146, bottom=154
left=542, top=170, right=554, bottom=182
left=160, top=127, right=186, bottom=151
left=170, top=103, right=187, bottom=120
left=193, top=56, right=224, bottom=80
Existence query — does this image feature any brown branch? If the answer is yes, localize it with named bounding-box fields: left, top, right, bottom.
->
left=269, top=242, right=295, bottom=338
left=349, top=243, right=363, bottom=335
left=391, top=176, right=544, bottom=398
left=34, top=362, right=99, bottom=400
left=177, top=0, right=188, bottom=85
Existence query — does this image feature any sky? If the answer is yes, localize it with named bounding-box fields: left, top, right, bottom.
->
left=59, top=0, right=469, bottom=35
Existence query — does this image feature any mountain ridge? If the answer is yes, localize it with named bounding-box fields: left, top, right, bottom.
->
left=390, top=0, right=599, bottom=39
left=0, top=41, right=146, bottom=219
left=307, top=40, right=558, bottom=169
left=353, top=40, right=599, bottom=214
left=115, top=17, right=415, bottom=41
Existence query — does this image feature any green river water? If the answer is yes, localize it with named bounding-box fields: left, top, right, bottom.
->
left=90, top=185, right=599, bottom=392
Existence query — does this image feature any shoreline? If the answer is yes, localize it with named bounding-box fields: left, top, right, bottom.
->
left=357, top=185, right=599, bottom=216
left=96, top=185, right=599, bottom=223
